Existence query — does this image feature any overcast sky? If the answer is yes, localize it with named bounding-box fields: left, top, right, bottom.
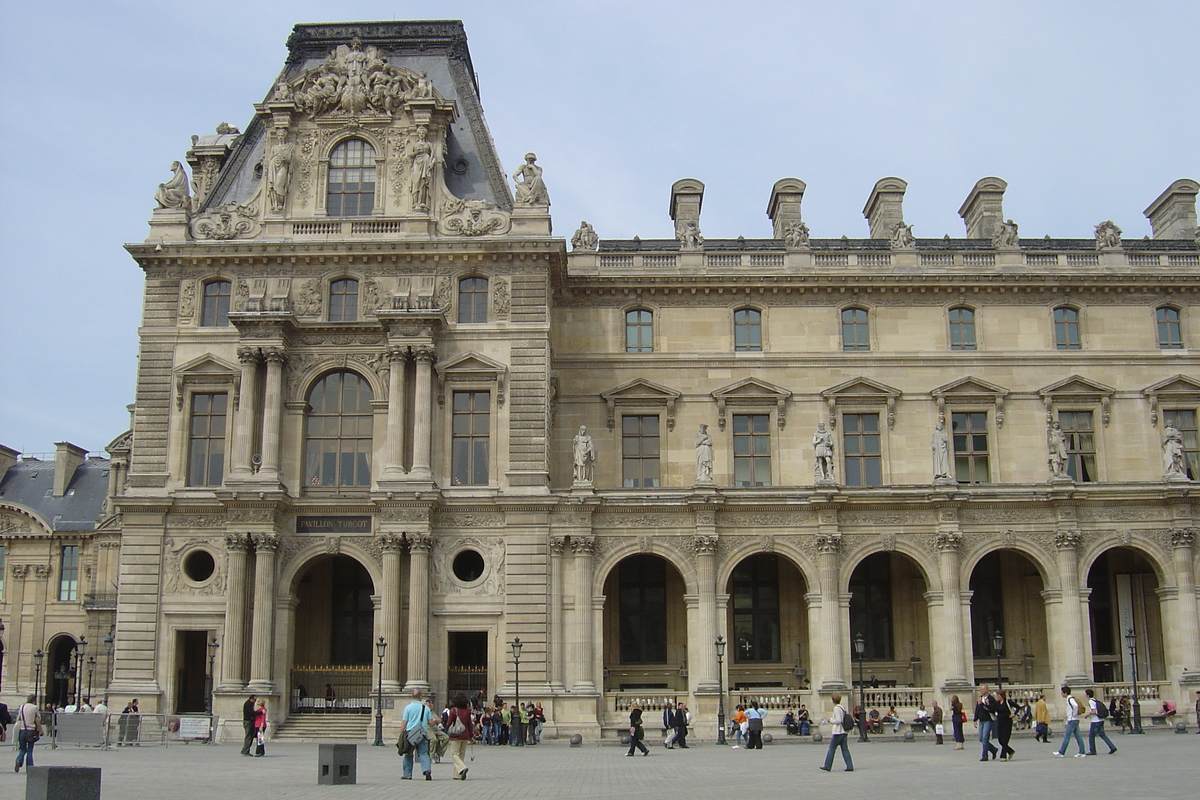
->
left=1, top=0, right=1197, bottom=455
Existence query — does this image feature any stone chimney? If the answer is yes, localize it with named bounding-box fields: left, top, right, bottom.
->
left=863, top=177, right=908, bottom=239
left=0, top=445, right=18, bottom=475
left=669, top=178, right=705, bottom=237
left=958, top=177, right=1008, bottom=239
left=53, top=441, right=88, bottom=497
left=1143, top=179, right=1199, bottom=240
left=767, top=178, right=807, bottom=239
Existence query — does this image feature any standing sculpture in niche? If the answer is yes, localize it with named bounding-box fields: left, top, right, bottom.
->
left=155, top=161, right=191, bottom=212
left=695, top=424, right=714, bottom=485
left=512, top=153, right=550, bottom=206
left=813, top=422, right=835, bottom=483
left=1163, top=425, right=1189, bottom=480
left=268, top=133, right=295, bottom=213
left=571, top=221, right=599, bottom=251
left=572, top=425, right=595, bottom=484
left=408, top=126, right=435, bottom=212
left=931, top=418, right=953, bottom=483
left=1048, top=420, right=1069, bottom=479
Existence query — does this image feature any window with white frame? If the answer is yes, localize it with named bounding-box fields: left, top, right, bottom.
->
left=733, top=413, right=771, bottom=487
left=1058, top=410, right=1097, bottom=482
left=842, top=412, right=882, bottom=486
left=622, top=415, right=660, bottom=488
left=59, top=545, right=80, bottom=601
left=951, top=411, right=990, bottom=483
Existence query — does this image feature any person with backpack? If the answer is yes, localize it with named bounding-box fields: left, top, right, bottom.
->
left=1083, top=689, right=1117, bottom=755
left=446, top=693, right=474, bottom=780
left=819, top=692, right=855, bottom=772
left=1052, top=685, right=1087, bottom=757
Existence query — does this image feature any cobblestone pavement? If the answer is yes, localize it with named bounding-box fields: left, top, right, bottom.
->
left=4, top=728, right=1197, bottom=800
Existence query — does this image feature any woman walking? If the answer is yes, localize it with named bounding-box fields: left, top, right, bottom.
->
left=994, top=690, right=1015, bottom=761
left=731, top=704, right=747, bottom=748
left=819, top=693, right=854, bottom=772
left=950, top=695, right=965, bottom=749
left=253, top=698, right=268, bottom=756
left=626, top=705, right=649, bottom=756
left=446, top=693, right=474, bottom=779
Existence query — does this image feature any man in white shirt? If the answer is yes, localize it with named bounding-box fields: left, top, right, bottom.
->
left=93, top=700, right=109, bottom=716
left=14, top=695, right=40, bottom=772
left=819, top=692, right=854, bottom=772
left=1083, top=688, right=1117, bottom=755
left=1052, top=685, right=1087, bottom=757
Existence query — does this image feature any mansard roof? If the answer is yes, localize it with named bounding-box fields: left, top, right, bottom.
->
left=0, top=457, right=110, bottom=532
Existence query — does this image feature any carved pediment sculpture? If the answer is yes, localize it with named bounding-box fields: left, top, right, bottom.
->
left=571, top=221, right=599, bottom=250
left=992, top=218, right=1020, bottom=248
left=1094, top=220, right=1123, bottom=250
left=437, top=197, right=511, bottom=237
left=191, top=201, right=261, bottom=240
left=281, top=39, right=437, bottom=119
left=889, top=220, right=916, bottom=250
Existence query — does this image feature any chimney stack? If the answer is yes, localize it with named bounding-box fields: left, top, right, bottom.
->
left=767, top=178, right=807, bottom=240
left=1144, top=179, right=1199, bottom=240
left=0, top=445, right=19, bottom=476
left=53, top=441, right=88, bottom=497
left=863, top=177, right=908, bottom=239
left=958, top=177, right=1008, bottom=239
left=669, top=178, right=705, bottom=238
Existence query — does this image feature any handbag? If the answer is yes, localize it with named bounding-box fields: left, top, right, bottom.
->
left=447, top=712, right=466, bottom=737
left=935, top=723, right=945, bottom=735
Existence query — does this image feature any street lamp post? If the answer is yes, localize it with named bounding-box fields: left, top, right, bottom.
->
left=104, top=629, right=114, bottom=690
left=373, top=637, right=387, bottom=746
left=715, top=636, right=727, bottom=745
left=992, top=630, right=1004, bottom=692
left=33, top=650, right=44, bottom=708
left=0, top=618, right=6, bottom=691
left=86, top=657, right=96, bottom=705
left=1124, top=628, right=1144, bottom=734
left=205, top=637, right=219, bottom=716
left=511, top=637, right=523, bottom=747
left=73, top=636, right=88, bottom=706
left=854, top=632, right=869, bottom=742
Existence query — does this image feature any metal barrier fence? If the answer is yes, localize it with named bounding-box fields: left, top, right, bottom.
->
left=16, top=712, right=220, bottom=749
left=291, top=666, right=374, bottom=713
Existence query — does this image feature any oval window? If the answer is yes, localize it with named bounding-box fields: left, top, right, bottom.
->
left=183, top=550, right=216, bottom=583
left=452, top=550, right=485, bottom=583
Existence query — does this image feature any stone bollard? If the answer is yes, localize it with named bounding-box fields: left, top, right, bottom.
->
left=569, top=733, right=583, bottom=747
left=903, top=730, right=915, bottom=741
left=25, top=766, right=101, bottom=800
left=620, top=733, right=631, bottom=745
left=317, top=743, right=357, bottom=785
left=1175, top=721, right=1188, bottom=734
left=762, top=733, right=773, bottom=744
left=812, top=731, right=823, bottom=743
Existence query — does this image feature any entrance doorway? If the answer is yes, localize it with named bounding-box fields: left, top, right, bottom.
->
left=447, top=632, right=488, bottom=702
left=175, top=630, right=209, bottom=713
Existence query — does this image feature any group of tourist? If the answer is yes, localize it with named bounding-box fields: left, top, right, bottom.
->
left=8, top=695, right=141, bottom=771
left=476, top=697, right=545, bottom=746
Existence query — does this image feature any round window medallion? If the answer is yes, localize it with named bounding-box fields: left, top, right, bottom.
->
left=451, top=549, right=485, bottom=583
left=183, top=550, right=216, bottom=583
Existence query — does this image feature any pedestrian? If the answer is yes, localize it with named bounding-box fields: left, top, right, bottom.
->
left=1034, top=693, right=1051, bottom=743
left=240, top=694, right=257, bottom=756
left=446, top=693, right=474, bottom=780
left=533, top=702, right=546, bottom=744
left=745, top=699, right=766, bottom=749
left=399, top=689, right=433, bottom=781
left=1195, top=691, right=1200, bottom=735
left=0, top=699, right=11, bottom=744
left=498, top=702, right=510, bottom=745
left=950, top=695, right=965, bottom=749
left=1083, top=689, right=1117, bottom=755
left=13, top=694, right=40, bottom=773
left=973, top=685, right=999, bottom=761
left=625, top=705, right=649, bottom=757
left=120, top=699, right=140, bottom=746
left=1118, top=695, right=1132, bottom=734
left=673, top=702, right=691, bottom=748
left=1107, top=696, right=1120, bottom=731
left=1052, top=685, right=1087, bottom=758
left=662, top=703, right=677, bottom=748
left=930, top=700, right=944, bottom=745
left=994, top=690, right=1015, bottom=761
left=819, top=692, right=854, bottom=772
left=731, top=704, right=747, bottom=748
left=252, top=698, right=268, bottom=756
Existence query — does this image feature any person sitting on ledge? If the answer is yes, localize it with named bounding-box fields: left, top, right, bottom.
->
left=880, top=705, right=902, bottom=733
left=1150, top=700, right=1177, bottom=725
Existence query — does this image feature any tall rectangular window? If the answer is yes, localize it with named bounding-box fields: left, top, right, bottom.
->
left=841, top=307, right=870, bottom=351
left=952, top=411, right=990, bottom=483
left=734, top=308, right=762, bottom=352
left=948, top=306, right=976, bottom=350
left=457, top=277, right=489, bottom=324
left=842, top=412, right=882, bottom=486
left=187, top=392, right=227, bottom=487
left=625, top=309, right=653, bottom=353
left=1054, top=306, right=1081, bottom=350
left=200, top=281, right=231, bottom=327
left=328, top=279, right=359, bottom=322
left=1164, top=409, right=1199, bottom=479
left=731, top=553, right=780, bottom=663
left=451, top=391, right=490, bottom=486
left=622, top=415, right=660, bottom=488
left=1058, top=410, right=1096, bottom=482
left=59, top=545, right=80, bottom=601
left=733, top=413, right=771, bottom=487
left=1157, top=307, right=1184, bottom=349
left=618, top=555, right=667, bottom=664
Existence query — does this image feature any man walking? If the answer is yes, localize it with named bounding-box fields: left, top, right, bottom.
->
left=1083, top=689, right=1117, bottom=755
left=1033, top=693, right=1051, bottom=743
left=400, top=689, right=433, bottom=781
left=973, top=685, right=999, bottom=761
left=240, top=694, right=257, bottom=756
left=1052, top=685, right=1087, bottom=758
left=673, top=702, right=690, bottom=748
left=819, top=692, right=854, bottom=772
left=662, top=704, right=676, bottom=748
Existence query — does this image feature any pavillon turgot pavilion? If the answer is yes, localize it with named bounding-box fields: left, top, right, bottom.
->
left=1, top=20, right=1199, bottom=741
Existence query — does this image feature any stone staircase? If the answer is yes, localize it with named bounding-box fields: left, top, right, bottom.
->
left=272, top=714, right=371, bottom=742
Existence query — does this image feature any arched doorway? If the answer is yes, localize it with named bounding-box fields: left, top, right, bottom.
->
left=847, top=552, right=932, bottom=689
left=290, top=555, right=376, bottom=714
left=45, top=635, right=78, bottom=708
left=725, top=553, right=810, bottom=690
left=602, top=554, right=688, bottom=693
left=969, top=551, right=1050, bottom=685
left=1086, top=547, right=1165, bottom=683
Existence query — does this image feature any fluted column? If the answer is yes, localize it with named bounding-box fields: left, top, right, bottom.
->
left=689, top=531, right=720, bottom=692
left=257, top=347, right=287, bottom=481
left=247, top=533, right=279, bottom=693
left=409, top=345, right=436, bottom=483
left=817, top=533, right=847, bottom=689
left=1170, top=528, right=1200, bottom=680
left=936, top=531, right=970, bottom=687
left=379, top=533, right=404, bottom=691
left=4, top=565, right=28, bottom=696
left=571, top=535, right=597, bottom=693
left=380, top=346, right=409, bottom=480
left=1054, top=530, right=1089, bottom=683
left=219, top=534, right=251, bottom=690
left=548, top=535, right=567, bottom=690
left=230, top=347, right=261, bottom=478
left=404, top=533, right=432, bottom=692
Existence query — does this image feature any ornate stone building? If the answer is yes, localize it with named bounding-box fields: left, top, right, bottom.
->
left=89, top=21, right=1200, bottom=737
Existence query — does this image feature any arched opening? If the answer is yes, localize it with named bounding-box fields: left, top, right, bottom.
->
left=1086, top=547, right=1164, bottom=683
left=969, top=551, right=1050, bottom=685
left=46, top=634, right=79, bottom=708
left=290, top=555, right=376, bottom=714
left=725, top=553, right=809, bottom=690
left=847, top=552, right=932, bottom=688
left=602, top=554, right=687, bottom=692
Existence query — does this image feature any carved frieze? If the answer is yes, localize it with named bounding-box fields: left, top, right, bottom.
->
left=0, top=514, right=30, bottom=535
left=381, top=508, right=429, bottom=524
left=492, top=278, right=510, bottom=317
left=295, top=279, right=322, bottom=317
left=437, top=198, right=511, bottom=236
left=961, top=508, right=1048, bottom=524
left=227, top=508, right=275, bottom=524
left=435, top=512, right=503, bottom=529
left=179, top=282, right=196, bottom=320
left=719, top=511, right=814, bottom=528
left=191, top=202, right=261, bottom=240
left=169, top=514, right=225, bottom=529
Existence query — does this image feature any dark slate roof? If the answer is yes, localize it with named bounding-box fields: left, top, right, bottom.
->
left=0, top=458, right=110, bottom=532
left=597, top=237, right=1199, bottom=253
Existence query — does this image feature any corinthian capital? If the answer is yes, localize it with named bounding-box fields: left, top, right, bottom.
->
left=412, top=344, right=437, bottom=364
left=378, top=532, right=405, bottom=553
left=263, top=346, right=288, bottom=365
left=225, top=533, right=251, bottom=552
left=687, top=533, right=719, bottom=555
left=251, top=533, right=280, bottom=552
left=407, top=532, right=433, bottom=552
left=549, top=535, right=567, bottom=555
left=815, top=533, right=842, bottom=555
left=386, top=344, right=410, bottom=364
left=237, top=346, right=261, bottom=365
left=1170, top=527, right=1196, bottom=548
left=935, top=531, right=963, bottom=552
left=1053, top=530, right=1083, bottom=550
left=571, top=535, right=596, bottom=555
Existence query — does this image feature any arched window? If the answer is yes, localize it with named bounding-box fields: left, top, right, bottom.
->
left=625, top=309, right=653, bottom=353
left=305, top=371, right=373, bottom=488
left=948, top=306, right=976, bottom=350
left=734, top=308, right=762, bottom=352
left=200, top=280, right=231, bottom=326
left=841, top=307, right=869, bottom=351
left=458, top=277, right=488, bottom=323
left=326, top=139, right=376, bottom=217
left=329, top=279, right=359, bottom=322
left=1053, top=306, right=1081, bottom=350
left=1157, top=306, right=1183, bottom=349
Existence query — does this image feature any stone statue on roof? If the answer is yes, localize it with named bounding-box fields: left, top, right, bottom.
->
left=154, top=161, right=191, bottom=213
left=1095, top=220, right=1123, bottom=250
left=676, top=220, right=704, bottom=251
left=889, top=221, right=916, bottom=249
left=992, top=218, right=1020, bottom=248
left=783, top=220, right=810, bottom=248
left=268, top=133, right=295, bottom=213
left=513, top=153, right=550, bottom=206
left=571, top=221, right=599, bottom=251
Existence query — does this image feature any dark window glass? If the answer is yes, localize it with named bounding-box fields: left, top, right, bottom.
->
left=1058, top=410, right=1096, bottom=482
left=304, top=371, right=373, bottom=488
left=451, top=391, right=490, bottom=486
left=848, top=552, right=892, bottom=661
left=843, top=413, right=882, bottom=486
left=969, top=552, right=1004, bottom=658
left=1087, top=551, right=1116, bottom=656
left=1157, top=307, right=1183, bottom=349
left=187, top=392, right=228, bottom=487
left=841, top=307, right=869, bottom=351
left=328, top=279, right=359, bottom=322
left=200, top=281, right=231, bottom=326
left=458, top=277, right=489, bottom=324
left=326, top=139, right=376, bottom=217
left=59, top=545, right=80, bottom=601
left=1054, top=306, right=1081, bottom=350
left=1163, top=409, right=1199, bottom=479
left=734, top=308, right=762, bottom=352
left=948, top=306, right=976, bottom=350
left=622, top=415, right=660, bottom=488
left=330, top=558, right=374, bottom=665
left=625, top=309, right=653, bottom=353
left=731, top=554, right=780, bottom=663
left=618, top=555, right=667, bottom=664
left=951, top=411, right=989, bottom=483
left=733, top=414, right=771, bottom=487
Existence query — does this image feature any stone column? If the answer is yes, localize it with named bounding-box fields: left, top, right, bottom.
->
left=380, top=346, right=409, bottom=480
left=219, top=534, right=251, bottom=691
left=404, top=533, right=433, bottom=693
left=409, top=345, right=436, bottom=483
left=571, top=535, right=597, bottom=693
left=936, top=531, right=970, bottom=687
left=4, top=565, right=28, bottom=695
left=257, top=347, right=287, bottom=482
left=548, top=535, right=567, bottom=690
left=247, top=533, right=280, bottom=693
left=378, top=533, right=404, bottom=691
left=1170, top=528, right=1200, bottom=681
left=688, top=530, right=720, bottom=692
left=230, top=347, right=261, bottom=478
left=816, top=533, right=847, bottom=689
left=1053, top=530, right=1089, bottom=684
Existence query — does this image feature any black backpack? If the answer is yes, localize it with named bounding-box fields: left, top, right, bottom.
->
left=1095, top=700, right=1108, bottom=719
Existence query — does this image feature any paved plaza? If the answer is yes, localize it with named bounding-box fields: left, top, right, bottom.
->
left=4, top=728, right=1197, bottom=800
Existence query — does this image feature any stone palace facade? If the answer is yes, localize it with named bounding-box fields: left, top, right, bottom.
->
left=10, top=20, right=1200, bottom=739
